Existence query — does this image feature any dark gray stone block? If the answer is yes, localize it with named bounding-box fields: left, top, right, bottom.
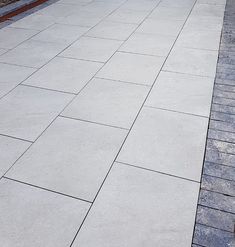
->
left=208, top=129, right=235, bottom=143
left=214, top=84, right=235, bottom=93
left=215, top=78, right=235, bottom=86
left=207, top=139, right=235, bottom=155
left=210, top=119, right=235, bottom=133
left=201, top=175, right=235, bottom=197
left=213, top=89, right=235, bottom=100
left=205, top=149, right=235, bottom=167
left=204, top=162, right=235, bottom=181
left=212, top=104, right=235, bottom=115
left=213, top=96, right=235, bottom=107
left=211, top=111, right=235, bottom=123
left=196, top=206, right=235, bottom=232
left=193, top=224, right=235, bottom=247
left=199, top=190, right=235, bottom=214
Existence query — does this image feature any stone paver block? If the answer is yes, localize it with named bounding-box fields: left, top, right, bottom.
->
left=196, top=205, right=235, bottom=233
left=6, top=117, right=127, bottom=201
left=193, top=224, right=235, bottom=247
left=62, top=78, right=149, bottom=129
left=0, top=86, right=73, bottom=141
left=97, top=52, right=164, bottom=85
left=72, top=163, right=199, bottom=247
left=205, top=149, right=235, bottom=167
left=118, top=107, right=208, bottom=181
left=24, top=57, right=102, bottom=94
left=0, top=178, right=90, bottom=247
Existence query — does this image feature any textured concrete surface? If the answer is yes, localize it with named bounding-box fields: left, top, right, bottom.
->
left=0, top=0, right=227, bottom=246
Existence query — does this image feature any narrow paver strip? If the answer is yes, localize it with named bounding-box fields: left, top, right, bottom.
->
left=192, top=0, right=235, bottom=246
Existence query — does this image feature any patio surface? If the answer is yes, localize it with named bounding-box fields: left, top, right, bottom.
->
left=0, top=0, right=229, bottom=246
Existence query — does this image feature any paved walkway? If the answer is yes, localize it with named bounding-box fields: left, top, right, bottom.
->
left=0, top=0, right=227, bottom=246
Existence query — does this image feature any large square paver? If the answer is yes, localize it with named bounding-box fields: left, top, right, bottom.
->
left=0, top=40, right=66, bottom=68
left=62, top=78, right=149, bottom=129
left=0, top=81, right=19, bottom=98
left=106, top=8, right=149, bottom=24
left=0, top=136, right=30, bottom=177
left=149, top=6, right=190, bottom=20
left=61, top=36, right=122, bottom=62
left=0, top=63, right=35, bottom=83
left=72, top=163, right=199, bottom=247
left=145, top=71, right=214, bottom=117
left=7, top=117, right=127, bottom=201
left=97, top=52, right=164, bottom=85
left=163, top=47, right=218, bottom=77
left=0, top=86, right=73, bottom=141
left=24, top=57, right=102, bottom=93
left=117, top=107, right=208, bottom=181
left=86, top=21, right=137, bottom=41
left=0, top=27, right=38, bottom=49
left=120, top=1, right=158, bottom=11
left=119, top=32, right=175, bottom=56
left=191, top=4, right=225, bottom=18
left=32, top=24, right=89, bottom=45
left=159, top=0, right=195, bottom=8
left=176, top=28, right=221, bottom=50
left=0, top=178, right=90, bottom=247
left=10, top=14, right=56, bottom=31
left=137, top=18, right=184, bottom=36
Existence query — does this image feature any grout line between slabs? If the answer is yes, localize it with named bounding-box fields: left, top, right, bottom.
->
left=116, top=161, right=200, bottom=183
left=3, top=176, right=92, bottom=204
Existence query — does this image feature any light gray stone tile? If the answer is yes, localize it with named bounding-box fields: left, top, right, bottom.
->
left=163, top=47, right=218, bottom=77
left=72, top=163, right=199, bottom=247
left=159, top=0, right=195, bottom=9
left=97, top=52, right=164, bottom=85
left=119, top=32, right=175, bottom=56
left=57, top=12, right=102, bottom=27
left=197, top=0, right=226, bottom=4
left=149, top=6, right=190, bottom=20
left=62, top=78, right=149, bottom=128
left=0, top=86, right=73, bottom=141
left=24, top=57, right=102, bottom=93
left=0, top=27, right=38, bottom=50
left=0, top=48, right=7, bottom=55
left=0, top=40, right=66, bottom=68
left=0, top=178, right=90, bottom=247
left=145, top=71, right=214, bottom=117
left=106, top=8, right=149, bottom=24
left=191, top=3, right=225, bottom=18
left=0, top=63, right=36, bottom=83
left=9, top=14, right=56, bottom=31
left=61, top=36, right=122, bottom=62
left=176, top=28, right=221, bottom=50
left=0, top=136, right=30, bottom=177
left=119, top=0, right=158, bottom=11
left=86, top=21, right=138, bottom=41
left=36, top=3, right=79, bottom=17
left=137, top=18, right=184, bottom=36
left=0, top=81, right=19, bottom=98
left=32, top=24, right=89, bottom=45
left=7, top=117, right=127, bottom=201
left=117, top=107, right=208, bottom=181
left=184, top=16, right=223, bottom=31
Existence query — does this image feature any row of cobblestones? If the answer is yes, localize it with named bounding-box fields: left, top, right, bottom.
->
left=192, top=0, right=235, bottom=246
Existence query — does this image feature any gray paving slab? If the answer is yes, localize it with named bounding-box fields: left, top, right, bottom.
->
left=0, top=136, right=30, bottom=177
left=61, top=36, right=122, bottom=63
left=145, top=71, right=214, bottom=117
left=72, top=163, right=199, bottom=247
left=86, top=21, right=138, bottom=41
left=0, top=27, right=38, bottom=50
left=97, top=52, right=164, bottom=85
left=119, top=32, right=176, bottom=57
left=23, top=57, right=102, bottom=94
left=117, top=107, right=208, bottom=181
left=0, top=39, right=66, bottom=68
left=0, top=178, right=90, bottom=247
left=163, top=46, right=218, bottom=77
left=0, top=86, right=73, bottom=141
left=62, top=78, right=150, bottom=129
left=6, top=117, right=127, bottom=201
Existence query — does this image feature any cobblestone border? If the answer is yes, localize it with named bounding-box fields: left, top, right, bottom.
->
left=192, top=0, right=235, bottom=246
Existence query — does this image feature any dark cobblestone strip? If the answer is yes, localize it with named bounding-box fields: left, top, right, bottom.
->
left=192, top=0, right=235, bottom=246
